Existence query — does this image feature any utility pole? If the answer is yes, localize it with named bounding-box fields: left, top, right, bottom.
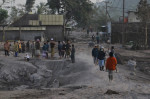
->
left=105, top=1, right=109, bottom=24
left=122, top=0, right=125, bottom=44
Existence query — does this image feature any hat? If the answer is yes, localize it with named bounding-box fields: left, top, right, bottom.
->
left=101, top=46, right=104, bottom=49
left=37, top=39, right=40, bottom=42
left=51, top=38, right=54, bottom=41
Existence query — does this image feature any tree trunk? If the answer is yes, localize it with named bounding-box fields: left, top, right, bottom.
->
left=145, top=22, right=148, bottom=48
left=19, top=27, right=21, bottom=40
left=2, top=26, right=5, bottom=41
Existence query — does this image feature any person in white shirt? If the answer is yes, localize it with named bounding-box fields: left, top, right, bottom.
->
left=25, top=53, right=30, bottom=61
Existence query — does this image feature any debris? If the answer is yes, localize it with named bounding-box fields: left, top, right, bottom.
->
left=105, top=89, right=119, bottom=95
left=59, top=92, right=66, bottom=95
left=115, top=53, right=124, bottom=64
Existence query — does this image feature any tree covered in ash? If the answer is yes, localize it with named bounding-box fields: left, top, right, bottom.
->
left=136, top=0, right=150, bottom=47
left=136, top=0, right=150, bottom=22
left=25, top=0, right=35, bottom=12
left=0, top=8, right=8, bottom=24
left=47, top=0, right=94, bottom=27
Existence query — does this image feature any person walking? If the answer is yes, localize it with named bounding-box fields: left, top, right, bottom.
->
left=26, top=40, right=30, bottom=52
left=58, top=41, right=62, bottom=59
left=92, top=45, right=98, bottom=66
left=71, top=44, right=75, bottom=63
left=42, top=42, right=47, bottom=58
left=35, top=39, right=41, bottom=58
left=61, top=41, right=66, bottom=58
left=106, top=52, right=117, bottom=82
left=21, top=42, right=25, bottom=53
left=14, top=42, right=19, bottom=57
left=111, top=46, right=115, bottom=56
left=66, top=40, right=71, bottom=58
left=31, top=41, right=35, bottom=58
left=92, top=34, right=95, bottom=42
left=50, top=38, right=55, bottom=58
left=96, top=32, right=100, bottom=44
left=4, top=40, right=10, bottom=56
left=97, top=46, right=106, bottom=71
left=45, top=41, right=49, bottom=59
left=18, top=42, right=22, bottom=53
left=110, top=46, right=118, bottom=72
left=87, top=29, right=89, bottom=35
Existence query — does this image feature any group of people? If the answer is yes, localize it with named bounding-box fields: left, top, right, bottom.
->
left=92, top=45, right=117, bottom=81
left=3, top=38, right=76, bottom=63
left=4, top=40, right=26, bottom=57
left=57, top=40, right=75, bottom=63
left=91, top=32, right=100, bottom=44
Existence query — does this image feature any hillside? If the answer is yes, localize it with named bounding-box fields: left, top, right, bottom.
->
left=96, top=0, right=150, bottom=21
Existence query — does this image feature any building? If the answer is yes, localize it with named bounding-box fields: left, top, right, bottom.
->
left=0, top=14, right=64, bottom=41
left=128, top=11, right=140, bottom=23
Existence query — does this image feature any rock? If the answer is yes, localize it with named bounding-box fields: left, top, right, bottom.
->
left=105, top=89, right=119, bottom=95
left=59, top=92, right=65, bottom=95
left=51, top=79, right=59, bottom=88
left=14, top=85, right=29, bottom=90
left=37, top=68, right=52, bottom=78
left=130, top=72, right=136, bottom=75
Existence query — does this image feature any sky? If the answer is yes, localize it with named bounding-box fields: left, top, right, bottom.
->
left=0, top=0, right=103, bottom=6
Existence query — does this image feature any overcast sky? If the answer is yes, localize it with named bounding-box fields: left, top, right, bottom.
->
left=0, top=0, right=105, bottom=6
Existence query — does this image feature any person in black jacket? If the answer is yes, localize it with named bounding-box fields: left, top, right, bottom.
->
left=92, top=45, right=98, bottom=65
left=71, top=44, right=75, bottom=63
left=66, top=40, right=71, bottom=58
left=97, top=46, right=106, bottom=71
left=58, top=41, right=62, bottom=59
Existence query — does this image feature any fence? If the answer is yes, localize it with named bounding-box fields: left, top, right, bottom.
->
left=111, top=22, right=150, bottom=46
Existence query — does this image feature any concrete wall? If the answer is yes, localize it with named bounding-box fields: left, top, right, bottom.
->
left=0, top=30, right=44, bottom=41
left=20, top=31, right=44, bottom=41
left=45, top=26, right=64, bottom=41
left=0, top=25, right=64, bottom=41
left=5, top=31, right=20, bottom=40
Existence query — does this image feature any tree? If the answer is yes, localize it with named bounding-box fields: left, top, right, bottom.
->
left=0, top=8, right=8, bottom=24
left=47, top=0, right=61, bottom=14
left=47, top=0, right=94, bottom=27
left=17, top=4, right=26, bottom=16
left=10, top=6, right=18, bottom=22
left=25, top=0, right=35, bottom=12
left=136, top=0, right=150, bottom=47
left=36, top=2, right=48, bottom=14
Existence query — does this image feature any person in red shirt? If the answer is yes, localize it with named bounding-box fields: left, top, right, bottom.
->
left=106, top=52, right=117, bottom=82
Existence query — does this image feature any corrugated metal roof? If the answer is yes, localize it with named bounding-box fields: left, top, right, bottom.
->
left=0, top=27, right=46, bottom=31
left=39, top=15, right=64, bottom=25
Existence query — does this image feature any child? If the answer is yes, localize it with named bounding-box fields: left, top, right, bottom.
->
left=25, top=53, right=30, bottom=61
left=106, top=52, right=117, bottom=82
left=128, top=58, right=136, bottom=75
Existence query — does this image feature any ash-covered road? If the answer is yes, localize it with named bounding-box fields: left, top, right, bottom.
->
left=0, top=31, right=150, bottom=99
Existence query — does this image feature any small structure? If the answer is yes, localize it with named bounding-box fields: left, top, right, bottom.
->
left=0, top=14, right=64, bottom=41
left=128, top=11, right=140, bottom=23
